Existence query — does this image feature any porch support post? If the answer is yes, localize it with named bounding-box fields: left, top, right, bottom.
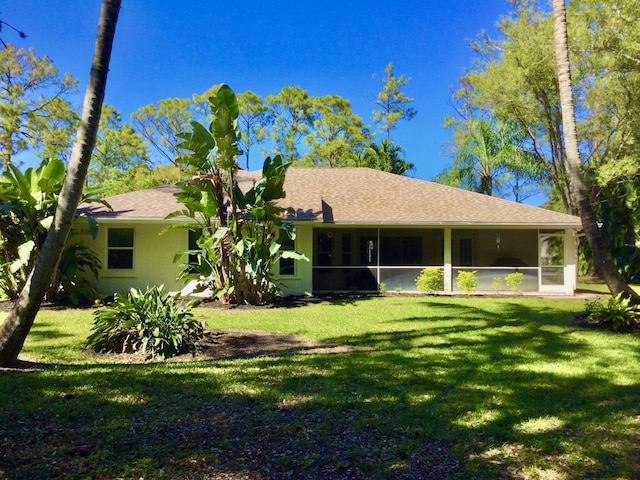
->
left=376, top=228, right=381, bottom=284
left=564, top=228, right=577, bottom=295
left=444, top=227, right=452, bottom=292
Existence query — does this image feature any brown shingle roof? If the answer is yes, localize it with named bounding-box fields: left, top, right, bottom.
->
left=80, top=167, right=581, bottom=227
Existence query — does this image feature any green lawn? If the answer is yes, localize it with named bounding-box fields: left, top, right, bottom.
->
left=2, top=295, right=639, bottom=479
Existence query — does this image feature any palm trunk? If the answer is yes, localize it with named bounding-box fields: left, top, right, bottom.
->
left=552, top=0, right=640, bottom=304
left=0, top=0, right=121, bottom=366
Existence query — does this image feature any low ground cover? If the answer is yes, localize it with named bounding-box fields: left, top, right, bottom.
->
left=1, top=295, right=639, bottom=479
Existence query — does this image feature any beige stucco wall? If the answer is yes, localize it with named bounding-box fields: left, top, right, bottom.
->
left=78, top=219, right=315, bottom=298
left=279, top=222, right=314, bottom=296
left=81, top=220, right=185, bottom=295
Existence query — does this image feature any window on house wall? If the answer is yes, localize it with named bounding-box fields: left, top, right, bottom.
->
left=459, top=238, right=472, bottom=266
left=188, top=229, right=202, bottom=271
left=107, top=228, right=134, bottom=269
left=380, top=236, right=423, bottom=265
left=279, top=230, right=295, bottom=276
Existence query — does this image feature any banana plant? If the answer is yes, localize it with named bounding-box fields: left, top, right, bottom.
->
left=169, top=85, right=307, bottom=304
left=0, top=158, right=106, bottom=301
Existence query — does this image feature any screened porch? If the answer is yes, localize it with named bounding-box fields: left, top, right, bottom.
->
left=311, top=227, right=572, bottom=294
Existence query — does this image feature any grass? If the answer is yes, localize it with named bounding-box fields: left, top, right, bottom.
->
left=2, top=295, right=640, bottom=479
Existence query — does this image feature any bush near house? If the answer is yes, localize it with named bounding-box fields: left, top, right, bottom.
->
left=0, top=158, right=104, bottom=304
left=586, top=293, right=640, bottom=331
left=505, top=271, right=524, bottom=294
left=415, top=267, right=444, bottom=293
left=86, top=285, right=203, bottom=359
left=456, top=270, right=478, bottom=294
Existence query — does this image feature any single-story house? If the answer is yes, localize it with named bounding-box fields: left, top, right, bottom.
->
left=78, top=167, right=582, bottom=296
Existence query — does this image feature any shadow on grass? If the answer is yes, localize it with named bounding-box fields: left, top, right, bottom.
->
left=23, top=321, right=76, bottom=342
left=1, top=300, right=639, bottom=479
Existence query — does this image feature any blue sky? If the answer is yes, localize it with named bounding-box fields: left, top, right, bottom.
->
left=3, top=0, right=511, bottom=180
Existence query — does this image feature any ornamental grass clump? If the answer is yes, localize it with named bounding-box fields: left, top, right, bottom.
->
left=585, top=293, right=640, bottom=331
left=86, top=285, right=203, bottom=359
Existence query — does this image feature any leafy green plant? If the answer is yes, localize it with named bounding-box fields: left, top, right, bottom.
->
left=492, top=276, right=504, bottom=293
left=0, top=158, right=105, bottom=301
left=49, top=242, right=103, bottom=306
left=0, top=159, right=65, bottom=299
left=378, top=282, right=387, bottom=294
left=585, top=293, right=640, bottom=331
left=168, top=85, right=307, bottom=305
left=415, top=267, right=444, bottom=293
left=86, top=285, right=203, bottom=359
left=505, top=272, right=524, bottom=294
left=456, top=270, right=478, bottom=295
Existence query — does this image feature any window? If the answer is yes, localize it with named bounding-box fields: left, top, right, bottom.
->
left=108, top=228, right=134, bottom=269
left=316, top=232, right=333, bottom=266
left=539, top=234, right=564, bottom=286
left=188, top=229, right=202, bottom=271
left=459, top=238, right=472, bottom=266
left=279, top=230, right=295, bottom=276
left=380, top=236, right=423, bottom=265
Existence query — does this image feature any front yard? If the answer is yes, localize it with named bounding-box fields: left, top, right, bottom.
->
left=1, top=295, right=639, bottom=479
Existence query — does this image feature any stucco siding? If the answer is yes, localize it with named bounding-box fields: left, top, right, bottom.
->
left=280, top=222, right=313, bottom=296
left=85, top=221, right=185, bottom=295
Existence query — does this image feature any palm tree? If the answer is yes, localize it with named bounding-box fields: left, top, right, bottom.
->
left=552, top=0, right=640, bottom=303
left=0, top=0, right=122, bottom=366
left=437, top=116, right=539, bottom=198
left=360, top=139, right=414, bottom=175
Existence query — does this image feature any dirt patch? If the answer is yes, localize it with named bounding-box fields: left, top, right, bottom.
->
left=1, top=329, right=361, bottom=372
left=573, top=314, right=640, bottom=334
left=82, top=329, right=362, bottom=364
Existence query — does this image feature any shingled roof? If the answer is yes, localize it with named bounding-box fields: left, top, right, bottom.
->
left=80, top=167, right=581, bottom=227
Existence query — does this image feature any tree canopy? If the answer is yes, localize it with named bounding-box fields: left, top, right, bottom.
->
left=0, top=43, right=77, bottom=172
left=444, top=0, right=640, bottom=282
left=371, top=62, right=417, bottom=142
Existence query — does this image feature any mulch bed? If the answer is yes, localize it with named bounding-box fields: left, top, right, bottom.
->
left=82, top=328, right=361, bottom=364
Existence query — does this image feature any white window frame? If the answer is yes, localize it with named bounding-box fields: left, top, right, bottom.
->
left=107, top=227, right=134, bottom=270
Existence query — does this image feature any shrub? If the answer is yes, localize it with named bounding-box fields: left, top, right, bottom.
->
left=86, top=285, right=204, bottom=359
left=491, top=277, right=504, bottom=294
left=585, top=293, right=640, bottom=331
left=456, top=270, right=478, bottom=295
left=48, top=243, right=103, bottom=306
left=415, top=268, right=444, bottom=293
left=505, top=272, right=524, bottom=294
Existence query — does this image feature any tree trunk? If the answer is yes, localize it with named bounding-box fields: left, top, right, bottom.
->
left=0, top=0, right=122, bottom=366
left=552, top=0, right=640, bottom=304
